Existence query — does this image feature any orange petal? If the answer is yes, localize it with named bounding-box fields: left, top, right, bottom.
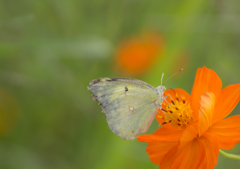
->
left=146, top=142, right=178, bottom=165
left=198, top=92, right=216, bottom=137
left=208, top=115, right=240, bottom=150
left=218, top=141, right=236, bottom=150
left=171, top=139, right=206, bottom=169
left=179, top=121, right=198, bottom=147
left=160, top=139, right=206, bottom=169
left=137, top=125, right=183, bottom=142
left=159, top=145, right=178, bottom=169
left=191, top=67, right=222, bottom=120
left=153, top=125, right=183, bottom=140
left=212, top=84, right=240, bottom=123
left=199, top=132, right=219, bottom=169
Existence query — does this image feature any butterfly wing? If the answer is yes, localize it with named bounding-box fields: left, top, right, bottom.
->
left=88, top=78, right=160, bottom=140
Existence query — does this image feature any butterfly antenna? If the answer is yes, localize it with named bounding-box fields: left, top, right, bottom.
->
left=161, top=73, right=164, bottom=85
left=163, top=68, right=183, bottom=85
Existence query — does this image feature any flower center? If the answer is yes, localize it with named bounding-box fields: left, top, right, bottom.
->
left=160, top=95, right=194, bottom=129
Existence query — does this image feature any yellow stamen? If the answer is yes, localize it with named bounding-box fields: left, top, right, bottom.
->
left=160, top=96, right=194, bottom=129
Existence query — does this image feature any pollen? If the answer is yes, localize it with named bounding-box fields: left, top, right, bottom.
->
left=160, top=95, right=194, bottom=129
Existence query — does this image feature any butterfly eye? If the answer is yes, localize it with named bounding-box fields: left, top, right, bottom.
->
left=163, top=86, right=167, bottom=92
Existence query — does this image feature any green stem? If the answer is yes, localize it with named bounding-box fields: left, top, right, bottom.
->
left=219, top=149, right=240, bottom=160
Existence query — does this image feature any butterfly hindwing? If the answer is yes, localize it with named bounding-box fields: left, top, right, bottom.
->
left=88, top=78, right=160, bottom=140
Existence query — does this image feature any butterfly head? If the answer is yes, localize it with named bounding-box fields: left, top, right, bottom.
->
left=156, top=85, right=166, bottom=96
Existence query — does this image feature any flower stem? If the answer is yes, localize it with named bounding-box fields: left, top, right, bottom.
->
left=220, top=149, right=240, bottom=160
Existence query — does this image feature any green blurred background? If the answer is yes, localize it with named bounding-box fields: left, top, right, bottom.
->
left=0, top=0, right=240, bottom=168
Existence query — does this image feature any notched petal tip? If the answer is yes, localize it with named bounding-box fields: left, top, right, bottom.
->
left=213, top=83, right=240, bottom=123
left=209, top=115, right=240, bottom=150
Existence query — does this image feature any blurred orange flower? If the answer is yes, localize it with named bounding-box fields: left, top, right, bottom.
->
left=115, top=32, right=164, bottom=76
left=137, top=67, right=240, bottom=169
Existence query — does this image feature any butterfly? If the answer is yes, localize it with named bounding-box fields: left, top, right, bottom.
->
left=87, top=69, right=182, bottom=140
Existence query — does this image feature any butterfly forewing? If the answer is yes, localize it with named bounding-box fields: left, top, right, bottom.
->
left=88, top=78, right=160, bottom=140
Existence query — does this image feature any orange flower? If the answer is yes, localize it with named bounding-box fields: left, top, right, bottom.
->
left=115, top=32, right=164, bottom=76
left=137, top=67, right=240, bottom=169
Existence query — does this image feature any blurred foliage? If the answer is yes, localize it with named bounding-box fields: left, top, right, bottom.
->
left=0, top=0, right=240, bottom=168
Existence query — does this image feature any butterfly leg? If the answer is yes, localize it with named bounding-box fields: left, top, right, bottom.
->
left=162, top=94, right=173, bottom=105
left=158, top=94, right=178, bottom=125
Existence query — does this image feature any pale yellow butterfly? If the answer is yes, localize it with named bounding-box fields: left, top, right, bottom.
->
left=87, top=69, right=182, bottom=140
